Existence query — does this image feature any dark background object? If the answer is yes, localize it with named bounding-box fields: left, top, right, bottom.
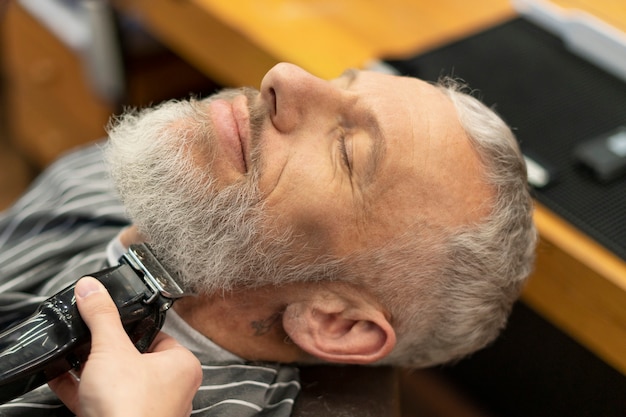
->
left=435, top=302, right=626, bottom=417
left=294, top=366, right=400, bottom=417
left=387, top=17, right=626, bottom=262
left=574, top=126, right=626, bottom=182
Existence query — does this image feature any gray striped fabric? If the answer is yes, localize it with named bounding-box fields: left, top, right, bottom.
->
left=0, top=144, right=299, bottom=416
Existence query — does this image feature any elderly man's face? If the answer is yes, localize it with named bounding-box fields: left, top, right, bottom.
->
left=206, top=63, right=490, bottom=257
left=107, top=63, right=491, bottom=292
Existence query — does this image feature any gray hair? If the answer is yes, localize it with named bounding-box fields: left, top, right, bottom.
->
left=344, top=78, right=537, bottom=367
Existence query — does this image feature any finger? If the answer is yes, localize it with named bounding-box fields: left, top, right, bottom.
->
left=148, top=333, right=202, bottom=387
left=47, top=372, right=80, bottom=414
left=74, top=277, right=130, bottom=348
left=149, top=331, right=184, bottom=353
left=149, top=333, right=201, bottom=373
left=119, top=225, right=145, bottom=247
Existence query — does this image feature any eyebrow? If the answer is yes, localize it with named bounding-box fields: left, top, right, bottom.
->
left=340, top=69, right=386, bottom=186
left=361, top=110, right=386, bottom=186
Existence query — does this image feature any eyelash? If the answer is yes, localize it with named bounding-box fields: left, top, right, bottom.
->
left=338, top=131, right=352, bottom=172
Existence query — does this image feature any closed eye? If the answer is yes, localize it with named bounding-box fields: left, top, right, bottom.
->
left=338, top=132, right=352, bottom=173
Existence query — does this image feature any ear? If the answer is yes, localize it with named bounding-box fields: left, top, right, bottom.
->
left=282, top=293, right=396, bottom=364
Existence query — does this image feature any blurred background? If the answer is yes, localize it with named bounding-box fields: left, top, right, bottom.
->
left=1, top=0, right=625, bottom=416
left=0, top=0, right=222, bottom=209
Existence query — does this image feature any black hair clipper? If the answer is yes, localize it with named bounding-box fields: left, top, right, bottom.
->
left=0, top=243, right=192, bottom=404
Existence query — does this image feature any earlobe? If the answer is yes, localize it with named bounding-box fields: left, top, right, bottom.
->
left=283, top=297, right=396, bottom=364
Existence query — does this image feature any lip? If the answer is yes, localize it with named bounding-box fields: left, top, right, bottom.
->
left=208, top=97, right=249, bottom=173
left=232, top=95, right=251, bottom=171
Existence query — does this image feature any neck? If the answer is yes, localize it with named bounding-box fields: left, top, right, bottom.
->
left=172, top=287, right=310, bottom=363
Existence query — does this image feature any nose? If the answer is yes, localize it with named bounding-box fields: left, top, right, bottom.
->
left=260, top=63, right=339, bottom=133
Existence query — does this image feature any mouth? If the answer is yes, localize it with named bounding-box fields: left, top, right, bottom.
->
left=208, top=96, right=250, bottom=174
left=232, top=95, right=251, bottom=172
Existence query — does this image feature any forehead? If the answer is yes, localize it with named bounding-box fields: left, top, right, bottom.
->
left=352, top=71, right=491, bottom=234
left=336, top=70, right=458, bottom=158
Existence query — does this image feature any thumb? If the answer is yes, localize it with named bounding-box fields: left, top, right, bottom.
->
left=74, top=277, right=129, bottom=348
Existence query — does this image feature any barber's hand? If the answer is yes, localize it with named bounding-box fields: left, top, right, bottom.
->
left=49, top=277, right=202, bottom=417
left=119, top=225, right=145, bottom=247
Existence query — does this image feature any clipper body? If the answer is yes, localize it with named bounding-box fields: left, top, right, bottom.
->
left=0, top=244, right=189, bottom=404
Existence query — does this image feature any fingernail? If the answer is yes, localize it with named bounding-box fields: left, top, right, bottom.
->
left=76, top=278, right=102, bottom=299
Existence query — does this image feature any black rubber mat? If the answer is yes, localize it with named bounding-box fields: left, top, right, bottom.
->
left=437, top=302, right=626, bottom=417
left=386, top=18, right=626, bottom=262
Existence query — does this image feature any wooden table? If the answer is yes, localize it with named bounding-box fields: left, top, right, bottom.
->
left=114, top=0, right=626, bottom=376
left=114, top=0, right=515, bottom=85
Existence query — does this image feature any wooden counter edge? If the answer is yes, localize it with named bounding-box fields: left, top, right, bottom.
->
left=533, top=202, right=626, bottom=288
left=523, top=202, right=626, bottom=376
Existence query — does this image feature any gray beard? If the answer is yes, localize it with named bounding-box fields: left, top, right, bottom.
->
left=104, top=90, right=339, bottom=294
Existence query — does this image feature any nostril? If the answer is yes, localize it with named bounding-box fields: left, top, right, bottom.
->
left=269, top=87, right=277, bottom=116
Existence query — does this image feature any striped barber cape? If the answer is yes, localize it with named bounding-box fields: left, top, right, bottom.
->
left=0, top=144, right=300, bottom=416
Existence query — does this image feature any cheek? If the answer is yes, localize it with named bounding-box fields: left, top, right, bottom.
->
left=262, top=161, right=353, bottom=254
left=257, top=129, right=334, bottom=200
